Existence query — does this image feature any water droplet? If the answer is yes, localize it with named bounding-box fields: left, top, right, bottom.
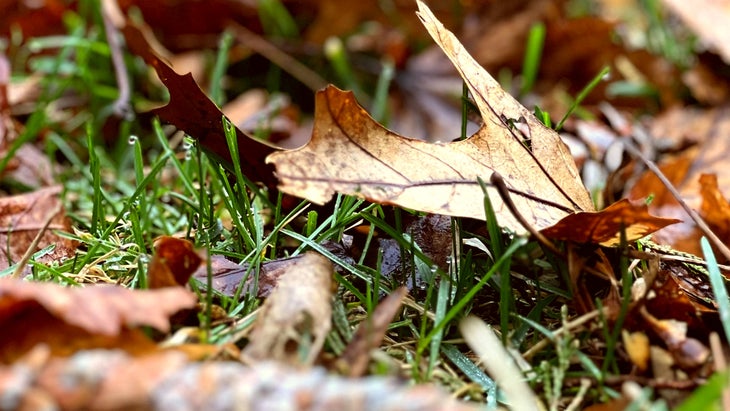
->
left=184, top=150, right=192, bottom=161
left=602, top=71, right=612, bottom=81
left=430, top=265, right=438, bottom=274
left=128, top=135, right=138, bottom=145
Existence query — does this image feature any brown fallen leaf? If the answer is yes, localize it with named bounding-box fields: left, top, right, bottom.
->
left=0, top=186, right=77, bottom=272
left=121, top=23, right=278, bottom=188
left=699, top=173, right=730, bottom=244
left=0, top=279, right=197, bottom=362
left=540, top=198, right=680, bottom=246
left=241, top=252, right=333, bottom=367
left=267, top=2, right=594, bottom=235
left=339, top=287, right=408, bottom=377
left=2, top=348, right=484, bottom=411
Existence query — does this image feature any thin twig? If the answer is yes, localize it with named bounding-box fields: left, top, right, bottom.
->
left=623, top=140, right=730, bottom=262
left=230, top=24, right=327, bottom=92
left=490, top=172, right=563, bottom=255
left=490, top=172, right=613, bottom=281
left=101, top=0, right=133, bottom=119
left=522, top=308, right=604, bottom=360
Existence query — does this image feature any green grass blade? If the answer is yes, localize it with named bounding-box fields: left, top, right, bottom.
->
left=555, top=65, right=610, bottom=131
left=701, top=237, right=730, bottom=340
left=675, top=370, right=728, bottom=411
left=520, top=22, right=546, bottom=96
left=442, top=344, right=498, bottom=409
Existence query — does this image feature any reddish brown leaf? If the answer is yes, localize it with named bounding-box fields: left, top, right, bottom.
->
left=121, top=23, right=278, bottom=188
left=540, top=198, right=680, bottom=245
left=148, top=236, right=202, bottom=288
left=699, top=173, right=730, bottom=241
left=0, top=280, right=197, bottom=361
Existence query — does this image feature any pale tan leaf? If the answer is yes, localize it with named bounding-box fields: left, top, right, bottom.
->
left=266, top=3, right=593, bottom=234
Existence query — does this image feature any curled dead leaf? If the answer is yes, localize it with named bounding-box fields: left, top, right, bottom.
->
left=242, top=252, right=334, bottom=367
left=148, top=236, right=202, bottom=288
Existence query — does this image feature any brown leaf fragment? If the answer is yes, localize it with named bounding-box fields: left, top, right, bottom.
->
left=148, top=236, right=202, bottom=288
left=193, top=254, right=296, bottom=299
left=36, top=349, right=189, bottom=411
left=0, top=280, right=197, bottom=361
left=121, top=23, right=278, bottom=188
left=0, top=186, right=77, bottom=272
left=267, top=2, right=594, bottom=235
left=339, top=287, right=408, bottom=377
left=192, top=241, right=352, bottom=299
left=375, top=214, right=451, bottom=293
left=623, top=330, right=650, bottom=372
left=699, top=173, right=730, bottom=242
left=242, top=252, right=334, bottom=367
left=628, top=105, right=730, bottom=255
left=540, top=198, right=680, bottom=245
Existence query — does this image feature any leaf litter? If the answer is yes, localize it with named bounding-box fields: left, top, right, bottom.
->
left=3, top=0, right=730, bottom=409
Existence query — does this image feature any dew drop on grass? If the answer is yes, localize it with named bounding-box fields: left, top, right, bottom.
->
left=128, top=135, right=138, bottom=145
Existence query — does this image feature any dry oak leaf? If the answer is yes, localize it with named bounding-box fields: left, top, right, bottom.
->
left=267, top=2, right=594, bottom=234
